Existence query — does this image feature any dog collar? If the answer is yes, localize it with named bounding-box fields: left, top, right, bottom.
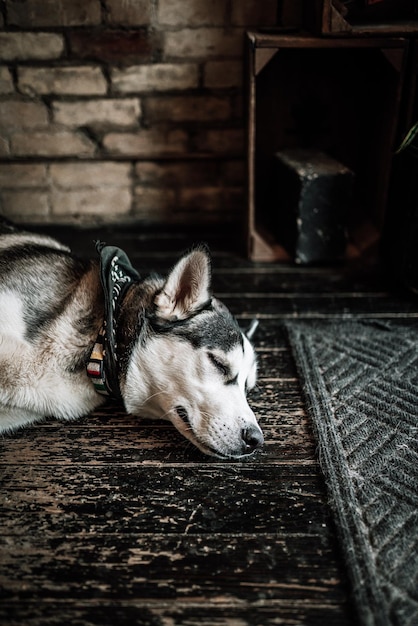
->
left=86, top=242, right=140, bottom=400
left=87, top=325, right=113, bottom=396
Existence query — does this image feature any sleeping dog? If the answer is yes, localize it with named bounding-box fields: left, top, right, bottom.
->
left=0, top=219, right=263, bottom=458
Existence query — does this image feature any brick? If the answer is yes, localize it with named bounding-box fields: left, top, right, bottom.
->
left=18, top=67, right=107, bottom=96
left=103, top=129, right=189, bottom=156
left=223, top=160, right=245, bottom=184
left=135, top=161, right=219, bottom=186
left=106, top=0, right=150, bottom=25
left=0, top=135, right=10, bottom=156
left=69, top=30, right=156, bottom=64
left=232, top=91, right=244, bottom=120
left=52, top=99, right=141, bottom=127
left=223, top=187, right=245, bottom=215
left=179, top=186, right=223, bottom=212
left=0, top=33, right=64, bottom=61
left=11, top=131, right=96, bottom=157
left=112, top=63, right=199, bottom=93
left=164, top=28, right=242, bottom=58
left=231, top=0, right=278, bottom=26
left=146, top=96, right=231, bottom=122
left=0, top=164, right=48, bottom=188
left=133, top=186, right=177, bottom=220
left=158, top=0, right=225, bottom=26
left=0, top=67, right=14, bottom=94
left=204, top=61, right=243, bottom=88
left=0, top=100, right=48, bottom=130
left=50, top=162, right=131, bottom=188
left=1, top=191, right=50, bottom=218
left=195, top=129, right=245, bottom=154
left=7, top=0, right=101, bottom=27
left=51, top=188, right=131, bottom=217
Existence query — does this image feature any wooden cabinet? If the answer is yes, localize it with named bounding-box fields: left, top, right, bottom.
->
left=246, top=32, right=408, bottom=261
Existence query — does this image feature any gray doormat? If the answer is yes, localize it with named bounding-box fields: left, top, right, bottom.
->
left=286, top=321, right=418, bottom=626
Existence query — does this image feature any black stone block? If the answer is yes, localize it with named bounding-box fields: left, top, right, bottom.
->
left=274, top=149, right=354, bottom=264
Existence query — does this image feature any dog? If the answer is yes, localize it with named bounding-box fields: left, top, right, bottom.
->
left=0, top=218, right=263, bottom=458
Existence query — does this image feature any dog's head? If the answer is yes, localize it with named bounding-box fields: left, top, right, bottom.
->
left=119, top=247, right=263, bottom=458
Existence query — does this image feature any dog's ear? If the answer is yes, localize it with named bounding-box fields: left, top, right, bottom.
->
left=154, top=247, right=211, bottom=321
left=245, top=319, right=259, bottom=340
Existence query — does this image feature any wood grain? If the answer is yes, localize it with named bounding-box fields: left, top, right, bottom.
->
left=4, top=228, right=416, bottom=625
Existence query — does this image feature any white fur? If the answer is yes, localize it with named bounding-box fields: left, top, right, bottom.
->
left=154, top=247, right=210, bottom=321
left=0, top=238, right=263, bottom=457
left=121, top=248, right=262, bottom=457
left=0, top=289, right=102, bottom=432
left=0, top=291, right=26, bottom=342
left=123, top=333, right=260, bottom=458
left=0, top=233, right=69, bottom=252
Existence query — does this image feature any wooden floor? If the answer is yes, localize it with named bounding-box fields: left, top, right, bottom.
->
left=1, top=227, right=417, bottom=626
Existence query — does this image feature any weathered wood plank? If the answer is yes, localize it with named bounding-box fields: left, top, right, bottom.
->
left=211, top=268, right=389, bottom=295
left=224, top=294, right=418, bottom=318
left=0, top=423, right=316, bottom=467
left=256, top=347, right=298, bottom=378
left=0, top=602, right=356, bottom=626
left=123, top=262, right=389, bottom=295
left=0, top=464, right=329, bottom=536
left=0, top=533, right=347, bottom=604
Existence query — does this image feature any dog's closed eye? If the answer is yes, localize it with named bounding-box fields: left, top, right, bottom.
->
left=208, top=353, right=238, bottom=385
left=208, top=353, right=230, bottom=377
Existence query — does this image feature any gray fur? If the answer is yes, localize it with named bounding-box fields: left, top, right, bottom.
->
left=0, top=224, right=263, bottom=458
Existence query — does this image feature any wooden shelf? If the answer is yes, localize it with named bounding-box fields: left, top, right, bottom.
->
left=245, top=32, right=408, bottom=261
left=279, top=1, right=418, bottom=37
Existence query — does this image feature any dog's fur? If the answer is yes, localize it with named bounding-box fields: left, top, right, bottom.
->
left=0, top=220, right=263, bottom=458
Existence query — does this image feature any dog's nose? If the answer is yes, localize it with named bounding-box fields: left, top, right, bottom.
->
left=241, top=425, right=264, bottom=453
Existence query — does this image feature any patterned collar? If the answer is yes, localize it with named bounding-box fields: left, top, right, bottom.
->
left=86, top=242, right=140, bottom=400
left=87, top=324, right=115, bottom=398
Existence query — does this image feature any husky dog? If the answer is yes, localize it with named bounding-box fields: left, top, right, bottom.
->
left=0, top=218, right=263, bottom=458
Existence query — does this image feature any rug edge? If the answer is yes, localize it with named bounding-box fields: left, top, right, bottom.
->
left=285, top=322, right=389, bottom=626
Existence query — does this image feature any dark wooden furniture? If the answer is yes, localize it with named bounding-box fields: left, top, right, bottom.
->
left=246, top=32, right=408, bottom=261
left=280, top=0, right=418, bottom=36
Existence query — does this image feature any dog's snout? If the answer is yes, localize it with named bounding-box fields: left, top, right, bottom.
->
left=241, top=425, right=264, bottom=454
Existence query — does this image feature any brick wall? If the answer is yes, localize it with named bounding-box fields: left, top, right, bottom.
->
left=0, top=0, right=277, bottom=226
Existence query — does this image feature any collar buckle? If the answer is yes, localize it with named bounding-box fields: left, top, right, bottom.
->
left=87, top=326, right=113, bottom=397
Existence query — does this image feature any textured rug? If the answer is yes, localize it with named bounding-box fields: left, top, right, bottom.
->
left=286, top=321, right=418, bottom=626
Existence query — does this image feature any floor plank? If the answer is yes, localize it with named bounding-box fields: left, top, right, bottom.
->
left=3, top=227, right=417, bottom=625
